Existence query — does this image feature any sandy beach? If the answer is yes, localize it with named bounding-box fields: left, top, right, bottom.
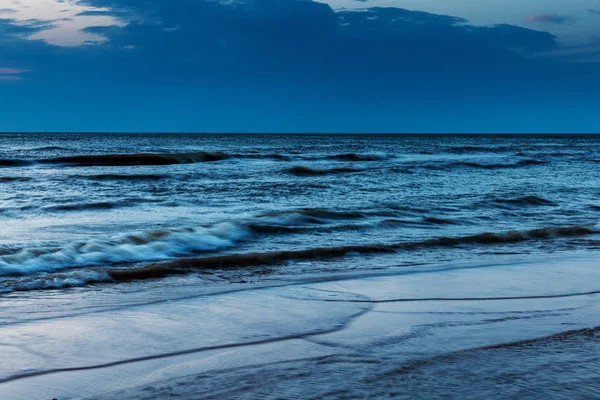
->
left=2, top=256, right=600, bottom=399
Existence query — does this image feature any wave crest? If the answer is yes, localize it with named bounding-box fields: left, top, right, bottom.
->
left=108, top=225, right=598, bottom=282
left=287, top=166, right=362, bottom=176
left=43, top=152, right=229, bottom=166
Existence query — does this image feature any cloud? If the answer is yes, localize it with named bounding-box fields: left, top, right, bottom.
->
left=0, top=68, right=29, bottom=74
left=588, top=9, right=600, bottom=15
left=0, top=0, right=564, bottom=92
left=0, top=0, right=127, bottom=46
left=0, top=0, right=597, bottom=133
left=0, top=74, right=23, bottom=80
left=525, top=14, right=573, bottom=25
left=0, top=67, right=29, bottom=81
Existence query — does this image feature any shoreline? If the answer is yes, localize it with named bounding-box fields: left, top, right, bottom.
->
left=2, top=255, right=600, bottom=399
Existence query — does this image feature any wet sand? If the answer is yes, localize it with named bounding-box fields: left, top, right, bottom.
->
left=2, top=256, right=600, bottom=399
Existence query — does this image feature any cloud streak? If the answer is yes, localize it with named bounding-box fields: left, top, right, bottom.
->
left=0, top=75, right=24, bottom=81
left=0, top=67, right=30, bottom=81
left=0, top=68, right=29, bottom=74
left=525, top=14, right=573, bottom=25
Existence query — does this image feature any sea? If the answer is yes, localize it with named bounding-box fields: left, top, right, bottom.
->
left=2, top=133, right=600, bottom=399
left=1, top=133, right=599, bottom=291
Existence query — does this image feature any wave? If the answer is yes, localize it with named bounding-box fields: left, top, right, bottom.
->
left=447, top=146, right=512, bottom=153
left=0, top=222, right=250, bottom=277
left=71, top=174, right=167, bottom=181
left=1, top=270, right=111, bottom=293
left=3, top=151, right=550, bottom=172
left=0, top=207, right=371, bottom=276
left=42, top=151, right=229, bottom=166
left=378, top=217, right=458, bottom=228
left=437, top=159, right=548, bottom=170
left=494, top=196, right=556, bottom=207
left=287, top=166, right=362, bottom=176
left=0, top=151, right=394, bottom=169
left=0, top=177, right=32, bottom=182
left=0, top=159, right=32, bottom=167
left=107, top=225, right=597, bottom=281
left=0, top=220, right=596, bottom=287
left=239, top=153, right=293, bottom=161
left=31, top=146, right=68, bottom=151
left=0, top=206, right=423, bottom=278
left=43, top=198, right=162, bottom=212
left=422, top=217, right=457, bottom=225
left=256, top=208, right=392, bottom=223
left=325, top=152, right=390, bottom=162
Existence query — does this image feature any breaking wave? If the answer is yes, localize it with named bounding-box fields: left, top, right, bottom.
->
left=0, top=208, right=375, bottom=277
left=0, top=223, right=250, bottom=277
left=2, top=221, right=593, bottom=280
left=1, top=270, right=111, bottom=293
left=107, top=225, right=598, bottom=281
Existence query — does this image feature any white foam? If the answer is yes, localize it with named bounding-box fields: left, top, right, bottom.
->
left=9, top=270, right=111, bottom=291
left=0, top=223, right=252, bottom=276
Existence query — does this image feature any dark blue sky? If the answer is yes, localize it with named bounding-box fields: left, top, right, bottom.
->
left=0, top=0, right=599, bottom=132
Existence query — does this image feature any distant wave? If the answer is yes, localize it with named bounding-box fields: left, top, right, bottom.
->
left=42, top=152, right=229, bottom=166
left=447, top=145, right=516, bottom=154
left=426, top=159, right=548, bottom=170
left=0, top=150, right=397, bottom=169
left=108, top=225, right=598, bottom=282
left=257, top=208, right=398, bottom=222
left=0, top=159, right=33, bottom=167
left=31, top=146, right=68, bottom=151
left=494, top=196, right=556, bottom=207
left=43, top=198, right=161, bottom=212
left=324, top=152, right=391, bottom=162
left=422, top=217, right=457, bottom=225
left=287, top=166, right=362, bottom=176
left=0, top=151, right=553, bottom=172
left=0, top=176, right=32, bottom=183
left=71, top=174, right=167, bottom=181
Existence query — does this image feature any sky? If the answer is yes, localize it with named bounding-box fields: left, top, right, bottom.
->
left=0, top=0, right=599, bottom=133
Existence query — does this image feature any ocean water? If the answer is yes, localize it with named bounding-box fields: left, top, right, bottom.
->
left=1, top=133, right=600, bottom=292
left=3, top=134, right=600, bottom=399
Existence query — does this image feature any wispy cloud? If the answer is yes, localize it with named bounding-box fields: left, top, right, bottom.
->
left=525, top=14, right=573, bottom=25
left=588, top=9, right=600, bottom=15
left=0, top=0, right=127, bottom=47
left=0, top=68, right=29, bottom=74
left=0, top=75, right=24, bottom=81
left=0, top=68, right=30, bottom=81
